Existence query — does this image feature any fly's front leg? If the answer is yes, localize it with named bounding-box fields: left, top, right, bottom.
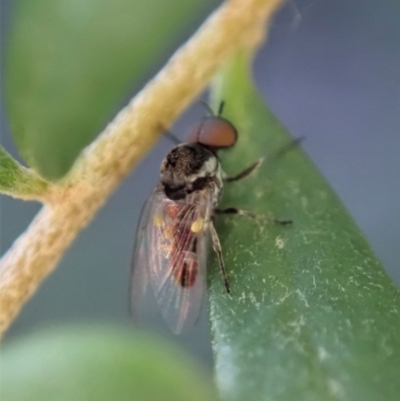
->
left=215, top=208, right=292, bottom=226
left=210, top=220, right=231, bottom=294
left=224, top=158, right=264, bottom=183
left=224, top=137, right=303, bottom=183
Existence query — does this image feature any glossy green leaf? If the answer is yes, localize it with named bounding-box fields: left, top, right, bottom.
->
left=208, top=52, right=400, bottom=401
left=5, top=0, right=217, bottom=180
left=0, top=145, right=48, bottom=197
left=2, top=325, right=218, bottom=401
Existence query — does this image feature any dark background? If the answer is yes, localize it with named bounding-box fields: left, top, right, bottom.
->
left=1, top=0, right=399, bottom=367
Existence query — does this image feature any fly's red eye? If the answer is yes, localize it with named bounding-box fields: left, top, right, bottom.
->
left=188, top=117, right=238, bottom=148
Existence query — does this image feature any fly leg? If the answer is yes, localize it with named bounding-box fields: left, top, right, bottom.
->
left=222, top=138, right=302, bottom=222
left=224, top=159, right=264, bottom=182
left=215, top=208, right=292, bottom=226
left=210, top=220, right=231, bottom=294
left=224, top=137, right=303, bottom=183
left=157, top=123, right=181, bottom=145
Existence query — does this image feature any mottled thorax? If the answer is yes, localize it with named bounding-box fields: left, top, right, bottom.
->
left=160, top=143, right=222, bottom=201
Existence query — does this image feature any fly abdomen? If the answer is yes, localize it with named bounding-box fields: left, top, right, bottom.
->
left=175, top=238, right=198, bottom=288
left=177, top=261, right=197, bottom=288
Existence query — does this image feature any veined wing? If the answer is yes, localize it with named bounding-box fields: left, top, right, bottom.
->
left=130, top=185, right=214, bottom=334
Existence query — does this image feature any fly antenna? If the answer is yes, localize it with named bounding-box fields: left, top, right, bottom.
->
left=218, top=101, right=225, bottom=116
left=199, top=100, right=225, bottom=116
left=158, top=123, right=181, bottom=145
left=199, top=100, right=215, bottom=116
left=163, top=129, right=181, bottom=145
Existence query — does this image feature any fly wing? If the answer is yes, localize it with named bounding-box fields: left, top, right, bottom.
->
left=130, top=186, right=213, bottom=334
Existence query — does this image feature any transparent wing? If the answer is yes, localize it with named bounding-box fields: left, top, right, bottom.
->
left=130, top=186, right=213, bottom=334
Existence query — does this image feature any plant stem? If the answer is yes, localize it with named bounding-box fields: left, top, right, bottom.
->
left=0, top=0, right=287, bottom=336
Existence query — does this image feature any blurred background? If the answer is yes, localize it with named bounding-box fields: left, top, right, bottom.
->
left=1, top=0, right=399, bottom=370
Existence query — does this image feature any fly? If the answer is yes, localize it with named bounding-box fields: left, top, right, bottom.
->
left=130, top=102, right=295, bottom=334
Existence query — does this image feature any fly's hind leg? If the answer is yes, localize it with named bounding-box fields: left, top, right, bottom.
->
left=210, top=220, right=231, bottom=294
left=215, top=208, right=292, bottom=226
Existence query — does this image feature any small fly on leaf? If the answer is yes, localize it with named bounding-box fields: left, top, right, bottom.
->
left=130, top=102, right=295, bottom=334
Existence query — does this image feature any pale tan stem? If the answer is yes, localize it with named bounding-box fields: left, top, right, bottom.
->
left=0, top=0, right=286, bottom=336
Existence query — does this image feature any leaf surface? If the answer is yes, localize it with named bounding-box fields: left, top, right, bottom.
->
left=208, top=52, right=400, bottom=401
left=0, top=145, right=47, bottom=197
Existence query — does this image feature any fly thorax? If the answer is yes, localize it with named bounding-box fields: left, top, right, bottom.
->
left=160, top=143, right=220, bottom=201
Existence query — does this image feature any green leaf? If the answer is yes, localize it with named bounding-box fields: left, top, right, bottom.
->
left=5, top=0, right=216, bottom=180
left=2, top=325, right=218, bottom=401
left=208, top=52, right=400, bottom=401
left=0, top=145, right=48, bottom=198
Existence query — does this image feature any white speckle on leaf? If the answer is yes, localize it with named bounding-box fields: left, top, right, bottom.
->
left=314, top=262, right=322, bottom=273
left=238, top=292, right=247, bottom=304
left=247, top=292, right=261, bottom=310
left=362, top=319, right=375, bottom=333
left=244, top=248, right=255, bottom=259
left=296, top=289, right=309, bottom=307
left=368, top=282, right=384, bottom=291
left=318, top=346, right=330, bottom=361
left=380, top=336, right=393, bottom=356
left=276, top=288, right=293, bottom=305
left=300, top=231, right=309, bottom=244
left=328, top=379, right=345, bottom=397
left=312, top=275, right=317, bottom=291
left=287, top=315, right=305, bottom=335
left=255, top=188, right=264, bottom=199
left=275, top=236, right=286, bottom=249
left=261, top=291, right=266, bottom=303
left=300, top=230, right=323, bottom=245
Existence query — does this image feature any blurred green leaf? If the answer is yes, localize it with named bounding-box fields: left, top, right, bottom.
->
left=5, top=0, right=217, bottom=180
left=2, top=325, right=218, bottom=401
left=0, top=145, right=48, bottom=197
left=208, top=52, right=400, bottom=401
